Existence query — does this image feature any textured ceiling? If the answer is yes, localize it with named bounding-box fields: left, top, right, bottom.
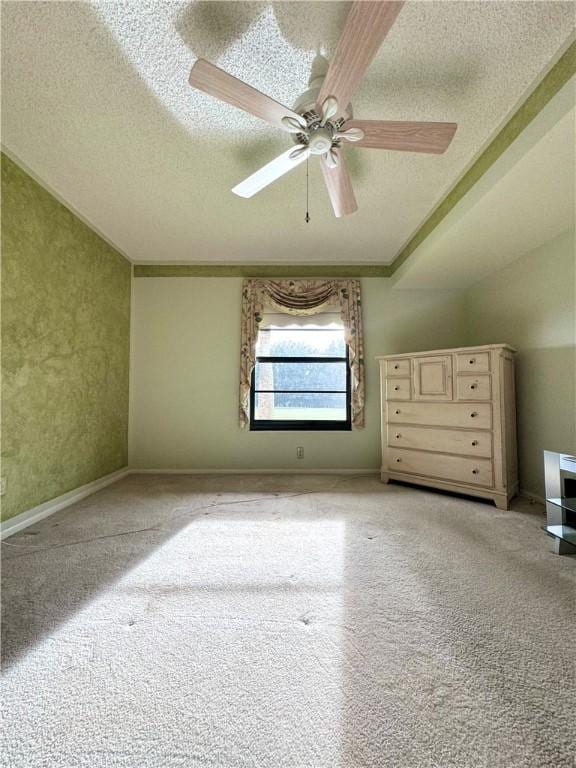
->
left=2, top=1, right=575, bottom=265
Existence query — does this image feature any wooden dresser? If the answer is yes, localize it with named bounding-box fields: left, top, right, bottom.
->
left=377, top=345, right=517, bottom=509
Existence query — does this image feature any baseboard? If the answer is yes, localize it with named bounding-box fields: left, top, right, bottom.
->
left=519, top=488, right=546, bottom=505
left=1, top=469, right=534, bottom=540
left=130, top=468, right=380, bottom=476
left=0, top=467, right=130, bottom=540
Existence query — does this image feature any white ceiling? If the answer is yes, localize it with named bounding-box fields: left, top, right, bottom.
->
left=2, top=1, right=575, bottom=265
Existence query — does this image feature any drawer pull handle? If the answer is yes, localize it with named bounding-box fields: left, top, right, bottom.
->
left=469, top=358, right=475, bottom=365
left=394, top=364, right=399, bottom=370
left=394, top=386, right=399, bottom=391
left=396, top=458, right=402, bottom=463
left=395, top=409, right=401, bottom=415
left=470, top=384, right=477, bottom=390
left=471, top=440, right=478, bottom=446
left=470, top=412, right=478, bottom=418
left=395, top=434, right=401, bottom=439
left=472, top=469, right=479, bottom=475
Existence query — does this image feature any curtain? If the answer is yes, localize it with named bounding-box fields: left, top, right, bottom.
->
left=259, top=310, right=342, bottom=328
left=239, top=279, right=365, bottom=428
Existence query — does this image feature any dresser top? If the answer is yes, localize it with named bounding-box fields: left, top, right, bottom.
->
left=375, top=344, right=516, bottom=360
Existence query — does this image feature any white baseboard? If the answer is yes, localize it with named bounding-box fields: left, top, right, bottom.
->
left=1, top=467, right=130, bottom=540
left=130, top=468, right=380, bottom=475
left=519, top=488, right=546, bottom=505
left=2, top=469, right=538, bottom=541
left=0, top=467, right=379, bottom=540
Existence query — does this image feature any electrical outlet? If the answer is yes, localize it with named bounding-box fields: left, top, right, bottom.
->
left=296, top=447, right=304, bottom=459
left=0, top=478, right=6, bottom=496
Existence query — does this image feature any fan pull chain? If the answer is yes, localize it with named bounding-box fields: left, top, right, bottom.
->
left=305, top=156, right=310, bottom=223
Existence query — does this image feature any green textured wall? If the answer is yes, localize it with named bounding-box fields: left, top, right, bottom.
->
left=1, top=154, right=131, bottom=521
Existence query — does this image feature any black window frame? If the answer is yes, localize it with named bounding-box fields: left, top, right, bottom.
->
left=249, top=332, right=352, bottom=431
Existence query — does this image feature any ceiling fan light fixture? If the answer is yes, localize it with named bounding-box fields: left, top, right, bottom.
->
left=307, top=126, right=333, bottom=155
left=289, top=144, right=309, bottom=160
left=320, top=96, right=339, bottom=126
left=324, top=148, right=340, bottom=169
left=335, top=127, right=365, bottom=142
left=281, top=115, right=307, bottom=133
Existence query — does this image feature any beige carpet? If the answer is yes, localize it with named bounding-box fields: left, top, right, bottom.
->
left=1, top=474, right=575, bottom=768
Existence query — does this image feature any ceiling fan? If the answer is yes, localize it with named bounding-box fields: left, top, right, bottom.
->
left=189, top=0, right=457, bottom=218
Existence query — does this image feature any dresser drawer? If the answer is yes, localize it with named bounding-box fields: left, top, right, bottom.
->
left=386, top=378, right=411, bottom=400
left=388, top=426, right=492, bottom=458
left=388, top=449, right=493, bottom=488
left=386, top=359, right=410, bottom=377
left=456, top=352, right=490, bottom=373
left=456, top=374, right=492, bottom=401
left=387, top=401, right=491, bottom=430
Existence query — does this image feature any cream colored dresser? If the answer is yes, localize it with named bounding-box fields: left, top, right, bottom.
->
left=377, top=345, right=517, bottom=509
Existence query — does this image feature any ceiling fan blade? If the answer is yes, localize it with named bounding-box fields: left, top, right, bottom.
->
left=320, top=150, right=358, bottom=218
left=345, top=120, right=458, bottom=154
left=232, top=146, right=309, bottom=199
left=190, top=59, right=306, bottom=131
left=317, top=1, right=404, bottom=118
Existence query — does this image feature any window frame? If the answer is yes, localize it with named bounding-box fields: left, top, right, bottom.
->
left=249, top=339, right=352, bottom=431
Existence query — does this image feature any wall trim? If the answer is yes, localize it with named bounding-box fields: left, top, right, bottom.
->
left=519, top=488, right=546, bottom=506
left=0, top=467, right=378, bottom=538
left=0, top=467, right=130, bottom=539
left=390, top=39, right=576, bottom=275
left=130, top=468, right=380, bottom=475
left=0, top=469, right=546, bottom=542
left=134, top=264, right=393, bottom=278
left=0, top=469, right=546, bottom=540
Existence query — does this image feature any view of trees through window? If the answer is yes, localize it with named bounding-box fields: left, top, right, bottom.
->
left=253, top=324, right=349, bottom=423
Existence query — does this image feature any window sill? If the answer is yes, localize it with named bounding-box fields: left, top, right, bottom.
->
left=250, top=421, right=352, bottom=432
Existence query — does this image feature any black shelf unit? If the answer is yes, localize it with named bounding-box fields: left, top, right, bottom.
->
left=544, top=453, right=576, bottom=555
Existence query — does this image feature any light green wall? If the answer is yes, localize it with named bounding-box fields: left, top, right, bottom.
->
left=3, top=159, right=571, bottom=509
left=463, top=229, right=576, bottom=498
left=129, top=277, right=465, bottom=471
left=1, top=154, right=131, bottom=521
left=131, top=233, right=575, bottom=499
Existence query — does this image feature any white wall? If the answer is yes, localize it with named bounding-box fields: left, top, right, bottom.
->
left=129, top=278, right=465, bottom=471
left=463, top=229, right=575, bottom=498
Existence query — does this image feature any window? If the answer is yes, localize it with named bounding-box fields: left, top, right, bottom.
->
left=250, top=315, right=351, bottom=431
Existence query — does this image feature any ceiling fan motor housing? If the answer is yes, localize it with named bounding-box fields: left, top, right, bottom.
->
left=307, top=125, right=336, bottom=155
left=291, top=62, right=352, bottom=151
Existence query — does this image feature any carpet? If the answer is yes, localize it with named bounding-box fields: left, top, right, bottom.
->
left=1, top=474, right=575, bottom=768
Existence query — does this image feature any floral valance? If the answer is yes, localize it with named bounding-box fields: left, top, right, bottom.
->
left=239, top=279, right=365, bottom=428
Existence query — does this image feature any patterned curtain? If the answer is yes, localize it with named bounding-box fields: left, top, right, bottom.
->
left=239, top=279, right=365, bottom=428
